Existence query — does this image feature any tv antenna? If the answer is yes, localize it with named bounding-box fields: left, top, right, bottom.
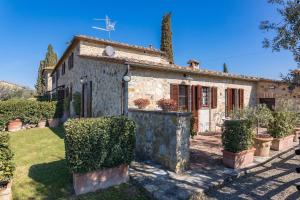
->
left=92, top=15, right=116, bottom=39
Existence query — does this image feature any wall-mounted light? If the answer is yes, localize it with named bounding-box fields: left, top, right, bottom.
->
left=80, top=76, right=88, bottom=84
left=123, top=75, right=131, bottom=82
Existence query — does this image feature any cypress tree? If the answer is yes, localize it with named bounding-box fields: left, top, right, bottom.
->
left=161, top=12, right=174, bottom=64
left=35, top=44, right=58, bottom=96
left=223, top=63, right=228, bottom=73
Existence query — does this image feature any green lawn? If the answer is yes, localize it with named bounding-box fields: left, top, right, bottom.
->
left=9, top=127, right=148, bottom=200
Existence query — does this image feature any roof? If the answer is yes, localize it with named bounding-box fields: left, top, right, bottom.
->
left=78, top=54, right=281, bottom=83
left=52, top=35, right=166, bottom=75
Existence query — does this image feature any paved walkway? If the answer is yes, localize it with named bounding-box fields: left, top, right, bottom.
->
left=205, top=150, right=300, bottom=200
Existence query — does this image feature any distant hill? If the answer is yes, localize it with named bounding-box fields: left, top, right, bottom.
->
left=0, top=81, right=34, bottom=100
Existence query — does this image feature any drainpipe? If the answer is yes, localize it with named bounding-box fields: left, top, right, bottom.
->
left=122, top=64, right=131, bottom=116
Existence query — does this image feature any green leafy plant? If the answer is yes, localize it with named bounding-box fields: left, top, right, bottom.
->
left=222, top=120, right=254, bottom=153
left=190, top=117, right=197, bottom=139
left=268, top=111, right=298, bottom=138
left=72, top=92, right=81, bottom=116
left=0, top=132, right=15, bottom=187
left=64, top=116, right=136, bottom=173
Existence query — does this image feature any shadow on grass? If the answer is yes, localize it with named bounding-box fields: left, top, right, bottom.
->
left=28, top=159, right=73, bottom=199
left=50, top=126, right=66, bottom=139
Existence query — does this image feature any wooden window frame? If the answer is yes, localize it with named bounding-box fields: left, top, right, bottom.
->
left=68, top=53, right=74, bottom=70
left=178, top=85, right=188, bottom=111
left=202, top=87, right=209, bottom=108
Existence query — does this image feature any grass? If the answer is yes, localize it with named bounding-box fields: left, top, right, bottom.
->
left=9, top=127, right=148, bottom=200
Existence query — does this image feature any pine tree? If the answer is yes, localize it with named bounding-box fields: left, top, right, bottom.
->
left=35, top=60, right=46, bottom=96
left=35, top=44, right=58, bottom=96
left=161, top=12, right=174, bottom=64
left=223, top=63, right=228, bottom=73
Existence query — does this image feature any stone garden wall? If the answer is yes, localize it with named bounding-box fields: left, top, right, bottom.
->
left=128, top=109, right=192, bottom=173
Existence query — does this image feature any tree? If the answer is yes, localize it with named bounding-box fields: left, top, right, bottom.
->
left=35, top=44, right=57, bottom=96
left=223, top=63, right=228, bottom=73
left=161, top=12, right=174, bottom=64
left=260, top=0, right=300, bottom=64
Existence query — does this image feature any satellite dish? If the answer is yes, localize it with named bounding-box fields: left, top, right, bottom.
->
left=105, top=46, right=115, bottom=57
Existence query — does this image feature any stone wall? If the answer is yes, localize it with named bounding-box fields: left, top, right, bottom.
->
left=55, top=44, right=127, bottom=117
left=129, top=109, right=191, bottom=173
left=257, top=81, right=300, bottom=112
left=129, top=67, right=257, bottom=132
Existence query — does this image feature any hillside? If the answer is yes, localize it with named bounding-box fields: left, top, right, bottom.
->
left=0, top=81, right=34, bottom=100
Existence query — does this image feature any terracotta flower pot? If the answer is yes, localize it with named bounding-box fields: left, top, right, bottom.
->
left=294, top=128, right=300, bottom=142
left=38, top=120, right=47, bottom=128
left=48, top=118, right=60, bottom=128
left=7, top=119, right=22, bottom=132
left=0, top=181, right=12, bottom=200
left=271, top=134, right=294, bottom=151
left=222, top=148, right=256, bottom=169
left=253, top=135, right=273, bottom=157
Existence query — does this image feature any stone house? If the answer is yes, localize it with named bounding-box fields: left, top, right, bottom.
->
left=46, top=35, right=297, bottom=133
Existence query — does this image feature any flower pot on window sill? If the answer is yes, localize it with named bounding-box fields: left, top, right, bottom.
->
left=0, top=181, right=12, bottom=200
left=38, top=120, right=47, bottom=128
left=271, top=135, right=294, bottom=151
left=73, top=164, right=129, bottom=195
left=253, top=135, right=273, bottom=157
left=222, top=148, right=255, bottom=169
left=7, top=119, right=22, bottom=132
left=47, top=118, right=60, bottom=128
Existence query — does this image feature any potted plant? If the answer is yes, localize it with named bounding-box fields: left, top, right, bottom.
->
left=157, top=98, right=177, bottom=111
left=38, top=118, right=47, bottom=128
left=45, top=101, right=62, bottom=128
left=268, top=111, right=296, bottom=151
left=7, top=118, right=22, bottom=132
left=0, top=132, right=15, bottom=200
left=222, top=119, right=255, bottom=169
left=133, top=98, right=150, bottom=109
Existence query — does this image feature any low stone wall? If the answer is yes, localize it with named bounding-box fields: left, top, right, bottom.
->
left=128, top=109, right=192, bottom=173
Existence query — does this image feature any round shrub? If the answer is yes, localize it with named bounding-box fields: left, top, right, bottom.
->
left=64, top=116, right=136, bottom=173
left=0, top=132, right=15, bottom=187
left=222, top=119, right=254, bottom=153
left=268, top=111, right=298, bottom=138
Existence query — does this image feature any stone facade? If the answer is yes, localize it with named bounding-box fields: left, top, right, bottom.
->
left=129, top=109, right=191, bottom=173
left=129, top=67, right=257, bottom=132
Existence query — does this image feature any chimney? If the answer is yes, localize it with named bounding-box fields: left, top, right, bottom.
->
left=187, top=59, right=200, bottom=69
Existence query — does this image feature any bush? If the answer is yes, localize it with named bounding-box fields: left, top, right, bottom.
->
left=268, top=111, right=298, bottom=138
left=64, top=116, right=136, bottom=173
left=0, top=99, right=62, bottom=130
left=133, top=98, right=150, bottom=109
left=222, top=120, right=254, bottom=153
left=0, top=132, right=15, bottom=187
left=72, top=92, right=81, bottom=116
left=157, top=98, right=177, bottom=111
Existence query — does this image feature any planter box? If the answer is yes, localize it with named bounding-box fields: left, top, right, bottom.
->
left=222, top=148, right=255, bottom=169
left=38, top=120, right=46, bottom=128
left=7, top=119, right=22, bottom=132
left=73, top=164, right=129, bottom=195
left=48, top=118, right=60, bottom=128
left=253, top=137, right=273, bottom=157
left=271, top=135, right=294, bottom=151
left=0, top=181, right=12, bottom=200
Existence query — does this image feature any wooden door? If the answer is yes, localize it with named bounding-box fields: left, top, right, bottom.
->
left=191, top=85, right=199, bottom=132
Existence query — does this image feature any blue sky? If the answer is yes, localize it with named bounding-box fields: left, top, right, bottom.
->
left=0, top=0, right=297, bottom=88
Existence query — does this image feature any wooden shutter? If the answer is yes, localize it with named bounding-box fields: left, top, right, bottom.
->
left=226, top=88, right=233, bottom=115
left=197, top=85, right=202, bottom=109
left=239, top=89, right=244, bottom=109
left=191, top=85, right=195, bottom=111
left=170, top=84, right=179, bottom=111
left=211, top=87, right=218, bottom=109
left=187, top=85, right=191, bottom=111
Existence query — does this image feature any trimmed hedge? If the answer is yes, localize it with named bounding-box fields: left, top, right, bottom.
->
left=0, top=99, right=63, bottom=130
left=0, top=132, right=15, bottom=187
left=268, top=111, right=298, bottom=138
left=222, top=120, right=254, bottom=153
left=64, top=117, right=136, bottom=174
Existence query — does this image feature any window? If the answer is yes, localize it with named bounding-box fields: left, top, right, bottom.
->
left=62, top=62, right=66, bottom=75
left=68, top=53, right=74, bottom=69
left=56, top=69, right=60, bottom=82
left=179, top=85, right=188, bottom=110
left=202, top=87, right=209, bottom=107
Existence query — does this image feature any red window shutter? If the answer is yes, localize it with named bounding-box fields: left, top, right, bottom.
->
left=226, top=88, right=233, bottom=114
left=191, top=85, right=195, bottom=111
left=170, top=84, right=179, bottom=111
left=197, top=85, right=202, bottom=109
left=239, top=89, right=244, bottom=109
left=211, top=87, right=218, bottom=109
left=187, top=85, right=191, bottom=111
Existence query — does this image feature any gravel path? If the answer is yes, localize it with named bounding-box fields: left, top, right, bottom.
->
left=205, top=150, right=300, bottom=200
